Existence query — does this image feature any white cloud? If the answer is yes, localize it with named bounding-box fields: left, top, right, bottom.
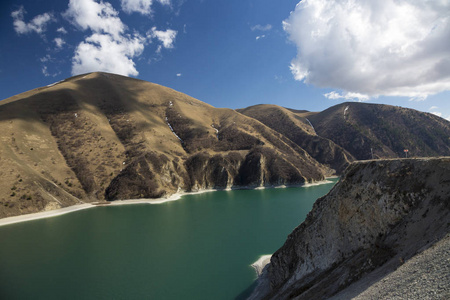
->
left=72, top=33, right=145, bottom=76
left=57, top=27, right=68, bottom=34
left=176, top=73, right=182, bottom=77
left=11, top=6, right=54, bottom=35
left=54, top=37, right=66, bottom=49
left=120, top=0, right=171, bottom=15
left=251, top=24, right=272, bottom=31
left=64, top=0, right=125, bottom=40
left=42, top=65, right=50, bottom=77
left=65, top=0, right=147, bottom=76
left=429, top=106, right=450, bottom=121
left=41, top=65, right=60, bottom=77
left=148, top=27, right=177, bottom=49
left=40, top=54, right=52, bottom=63
left=324, top=91, right=370, bottom=102
left=284, top=0, right=450, bottom=100
left=256, top=35, right=265, bottom=40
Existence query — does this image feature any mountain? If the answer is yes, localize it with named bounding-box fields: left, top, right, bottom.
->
left=0, top=72, right=329, bottom=218
left=307, top=102, right=450, bottom=160
left=239, top=102, right=450, bottom=170
left=249, top=157, right=450, bottom=299
left=238, top=105, right=355, bottom=173
left=1, top=72, right=449, bottom=219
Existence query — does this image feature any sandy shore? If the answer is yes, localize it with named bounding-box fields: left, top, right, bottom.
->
left=0, top=179, right=337, bottom=227
left=0, top=189, right=226, bottom=227
left=302, top=179, right=334, bottom=187
left=251, top=255, right=272, bottom=277
left=0, top=203, right=94, bottom=227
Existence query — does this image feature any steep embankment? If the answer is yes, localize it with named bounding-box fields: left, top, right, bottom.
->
left=0, top=72, right=329, bottom=218
left=307, top=102, right=450, bottom=160
left=238, top=104, right=355, bottom=173
left=250, top=157, right=450, bottom=299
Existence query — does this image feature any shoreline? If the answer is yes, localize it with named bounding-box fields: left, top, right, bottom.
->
left=251, top=255, right=272, bottom=277
left=0, top=179, right=337, bottom=228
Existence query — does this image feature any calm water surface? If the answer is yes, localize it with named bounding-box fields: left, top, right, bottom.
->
left=0, top=179, right=337, bottom=300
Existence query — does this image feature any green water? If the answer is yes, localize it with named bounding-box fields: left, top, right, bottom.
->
left=0, top=179, right=337, bottom=300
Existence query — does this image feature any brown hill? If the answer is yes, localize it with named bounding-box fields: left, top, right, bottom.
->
left=2, top=73, right=449, bottom=219
left=238, top=104, right=355, bottom=173
left=307, top=102, right=450, bottom=160
left=0, top=72, right=329, bottom=218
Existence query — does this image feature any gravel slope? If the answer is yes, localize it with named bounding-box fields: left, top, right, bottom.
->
left=332, top=234, right=450, bottom=300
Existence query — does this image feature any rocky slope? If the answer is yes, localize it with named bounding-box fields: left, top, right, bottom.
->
left=0, top=72, right=329, bottom=218
left=307, top=102, right=450, bottom=160
left=250, top=157, right=450, bottom=299
left=238, top=104, right=355, bottom=173
left=240, top=102, right=450, bottom=164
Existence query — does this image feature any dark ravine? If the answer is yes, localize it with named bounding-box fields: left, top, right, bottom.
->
left=249, top=157, right=450, bottom=299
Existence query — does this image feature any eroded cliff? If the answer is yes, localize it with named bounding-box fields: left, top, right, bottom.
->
left=250, top=157, right=450, bottom=299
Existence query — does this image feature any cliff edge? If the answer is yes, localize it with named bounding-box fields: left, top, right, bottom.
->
left=250, top=157, right=450, bottom=299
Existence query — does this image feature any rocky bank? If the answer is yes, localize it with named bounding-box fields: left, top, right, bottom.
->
left=250, top=157, right=450, bottom=299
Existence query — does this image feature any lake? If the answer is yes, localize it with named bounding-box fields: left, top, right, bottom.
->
left=0, top=179, right=337, bottom=300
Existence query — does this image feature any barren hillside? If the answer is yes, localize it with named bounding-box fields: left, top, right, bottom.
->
left=0, top=72, right=329, bottom=218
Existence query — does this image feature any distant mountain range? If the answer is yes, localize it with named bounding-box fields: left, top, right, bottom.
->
left=1, top=72, right=449, bottom=218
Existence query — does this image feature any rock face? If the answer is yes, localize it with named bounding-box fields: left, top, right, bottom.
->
left=250, top=157, right=450, bottom=299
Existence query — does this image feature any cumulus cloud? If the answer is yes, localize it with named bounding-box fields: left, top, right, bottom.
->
left=429, top=106, right=450, bottom=121
left=42, top=65, right=50, bottom=77
left=431, top=111, right=443, bottom=117
left=120, top=0, right=171, bottom=15
left=41, top=64, right=60, bottom=77
left=176, top=73, right=182, bottom=77
left=57, top=27, right=68, bottom=34
left=65, top=0, right=125, bottom=40
left=284, top=0, right=450, bottom=100
left=324, top=91, right=369, bottom=101
left=40, top=54, right=52, bottom=63
left=72, top=33, right=145, bottom=76
left=251, top=24, right=272, bottom=31
left=54, top=37, right=66, bottom=49
left=11, top=6, right=54, bottom=35
left=65, top=0, right=147, bottom=76
left=148, top=27, right=177, bottom=49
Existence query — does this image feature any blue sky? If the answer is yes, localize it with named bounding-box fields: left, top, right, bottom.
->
left=1, top=0, right=449, bottom=119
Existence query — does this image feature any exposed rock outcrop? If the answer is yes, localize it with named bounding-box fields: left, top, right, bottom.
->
left=250, top=157, right=450, bottom=299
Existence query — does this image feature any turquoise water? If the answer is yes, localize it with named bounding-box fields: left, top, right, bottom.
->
left=0, top=179, right=337, bottom=300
